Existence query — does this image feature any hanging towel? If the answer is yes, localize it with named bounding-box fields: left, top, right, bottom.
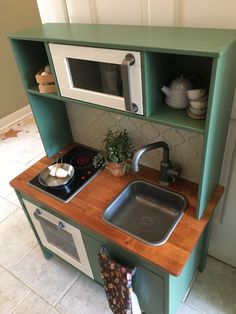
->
left=98, top=247, right=141, bottom=314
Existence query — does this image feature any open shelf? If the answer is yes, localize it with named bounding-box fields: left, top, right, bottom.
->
left=149, top=105, right=205, bottom=133
left=10, top=39, right=58, bottom=94
left=28, top=86, right=205, bottom=133
left=142, top=51, right=212, bottom=133
left=28, top=86, right=59, bottom=99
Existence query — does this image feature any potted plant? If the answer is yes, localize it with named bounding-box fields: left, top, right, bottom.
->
left=93, top=129, right=135, bottom=177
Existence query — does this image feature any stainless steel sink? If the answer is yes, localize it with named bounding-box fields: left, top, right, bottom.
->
left=103, top=180, right=188, bottom=246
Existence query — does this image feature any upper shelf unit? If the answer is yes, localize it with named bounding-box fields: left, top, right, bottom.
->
left=9, top=24, right=236, bottom=218
left=9, top=23, right=236, bottom=134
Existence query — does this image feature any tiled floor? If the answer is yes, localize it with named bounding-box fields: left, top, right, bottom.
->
left=0, top=115, right=236, bottom=314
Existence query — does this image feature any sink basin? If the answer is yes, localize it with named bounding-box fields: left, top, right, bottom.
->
left=103, top=180, right=188, bottom=246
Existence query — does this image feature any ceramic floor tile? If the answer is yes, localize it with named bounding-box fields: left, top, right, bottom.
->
left=186, top=256, right=236, bottom=314
left=0, top=209, right=37, bottom=270
left=0, top=196, right=18, bottom=222
left=1, top=115, right=39, bottom=139
left=0, top=269, right=30, bottom=314
left=0, top=265, right=4, bottom=276
left=5, top=190, right=21, bottom=207
left=0, top=154, right=27, bottom=197
left=26, top=151, right=45, bottom=167
left=13, top=291, right=60, bottom=314
left=56, top=272, right=111, bottom=314
left=12, top=246, right=79, bottom=306
left=177, top=303, right=204, bottom=314
left=0, top=134, right=44, bottom=165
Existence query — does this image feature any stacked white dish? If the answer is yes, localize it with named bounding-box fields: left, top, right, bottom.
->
left=187, top=89, right=208, bottom=119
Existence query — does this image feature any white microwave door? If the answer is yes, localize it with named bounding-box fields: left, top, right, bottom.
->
left=49, top=44, right=143, bottom=115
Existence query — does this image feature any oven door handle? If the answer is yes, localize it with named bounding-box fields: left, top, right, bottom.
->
left=34, top=208, right=42, bottom=218
left=121, top=54, right=138, bottom=113
left=57, top=221, right=65, bottom=230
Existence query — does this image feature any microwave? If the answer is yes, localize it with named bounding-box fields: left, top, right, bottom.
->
left=49, top=43, right=143, bottom=115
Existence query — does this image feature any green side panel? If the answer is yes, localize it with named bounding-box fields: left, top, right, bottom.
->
left=198, top=220, right=213, bottom=272
left=9, top=23, right=236, bottom=57
left=82, top=232, right=165, bottom=314
left=10, top=39, right=49, bottom=90
left=167, top=233, right=204, bottom=314
left=197, top=42, right=236, bottom=218
left=28, top=94, right=73, bottom=157
left=143, top=52, right=175, bottom=117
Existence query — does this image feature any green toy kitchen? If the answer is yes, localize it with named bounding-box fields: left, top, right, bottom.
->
left=8, top=23, right=236, bottom=314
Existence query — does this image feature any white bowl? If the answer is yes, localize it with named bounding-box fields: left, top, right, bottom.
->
left=189, top=106, right=206, bottom=116
left=190, top=100, right=208, bottom=110
left=187, top=89, right=207, bottom=100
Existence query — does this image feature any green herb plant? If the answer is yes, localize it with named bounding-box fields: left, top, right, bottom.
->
left=93, top=129, right=135, bottom=173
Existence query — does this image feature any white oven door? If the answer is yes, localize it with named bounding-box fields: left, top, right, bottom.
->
left=23, top=199, right=93, bottom=279
left=49, top=43, right=143, bottom=115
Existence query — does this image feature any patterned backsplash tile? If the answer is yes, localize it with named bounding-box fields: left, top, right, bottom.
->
left=66, top=103, right=203, bottom=183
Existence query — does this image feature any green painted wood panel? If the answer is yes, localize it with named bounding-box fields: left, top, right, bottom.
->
left=197, top=42, right=236, bottom=218
left=149, top=110, right=205, bottom=133
left=82, top=232, right=164, bottom=314
left=28, top=94, right=73, bottom=157
left=167, top=231, right=204, bottom=314
left=9, top=24, right=236, bottom=57
left=143, top=52, right=175, bottom=117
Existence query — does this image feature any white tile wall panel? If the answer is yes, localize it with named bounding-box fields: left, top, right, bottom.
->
left=66, top=103, right=203, bottom=183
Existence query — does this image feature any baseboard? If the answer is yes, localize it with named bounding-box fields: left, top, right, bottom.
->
left=0, top=105, right=32, bottom=131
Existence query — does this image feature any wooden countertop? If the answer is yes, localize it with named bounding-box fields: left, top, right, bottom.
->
left=10, top=151, right=224, bottom=276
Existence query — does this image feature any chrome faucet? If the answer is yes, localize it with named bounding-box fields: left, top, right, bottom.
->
left=132, top=141, right=180, bottom=185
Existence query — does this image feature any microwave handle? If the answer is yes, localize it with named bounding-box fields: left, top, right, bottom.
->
left=121, top=54, right=138, bottom=113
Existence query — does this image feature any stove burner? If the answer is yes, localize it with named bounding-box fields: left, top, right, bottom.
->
left=70, top=152, right=94, bottom=169
left=28, top=145, right=99, bottom=203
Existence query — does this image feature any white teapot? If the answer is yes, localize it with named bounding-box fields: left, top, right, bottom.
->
left=161, top=76, right=193, bottom=109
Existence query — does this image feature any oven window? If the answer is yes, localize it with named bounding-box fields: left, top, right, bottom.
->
left=38, top=216, right=80, bottom=262
left=67, top=58, right=123, bottom=96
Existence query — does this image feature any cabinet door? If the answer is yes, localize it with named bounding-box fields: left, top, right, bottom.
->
left=82, top=233, right=164, bottom=314
left=22, top=199, right=93, bottom=278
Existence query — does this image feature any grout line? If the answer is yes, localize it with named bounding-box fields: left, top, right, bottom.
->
left=184, top=302, right=206, bottom=314
left=53, top=271, right=81, bottom=307
left=9, top=244, right=38, bottom=272
left=0, top=207, right=19, bottom=225
left=10, top=290, right=31, bottom=314
left=207, top=254, right=236, bottom=270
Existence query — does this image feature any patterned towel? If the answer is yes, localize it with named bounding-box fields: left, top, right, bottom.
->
left=98, top=247, right=141, bottom=314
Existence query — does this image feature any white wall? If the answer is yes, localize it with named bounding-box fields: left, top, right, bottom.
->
left=37, top=0, right=236, bottom=29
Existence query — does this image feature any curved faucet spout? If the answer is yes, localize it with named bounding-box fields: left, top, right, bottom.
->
left=132, top=141, right=169, bottom=172
left=132, top=141, right=180, bottom=185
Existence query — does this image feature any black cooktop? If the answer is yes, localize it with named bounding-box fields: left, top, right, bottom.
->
left=28, top=145, right=99, bottom=202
